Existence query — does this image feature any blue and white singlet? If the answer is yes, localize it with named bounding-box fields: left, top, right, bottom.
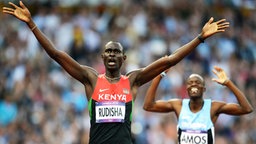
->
left=177, top=99, right=214, bottom=144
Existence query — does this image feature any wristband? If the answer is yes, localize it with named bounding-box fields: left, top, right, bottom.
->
left=197, top=35, right=205, bottom=43
left=31, top=25, right=37, bottom=31
left=160, top=72, right=166, bottom=78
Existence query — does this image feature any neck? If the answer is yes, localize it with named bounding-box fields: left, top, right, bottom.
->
left=189, top=99, right=204, bottom=111
left=104, top=74, right=121, bottom=81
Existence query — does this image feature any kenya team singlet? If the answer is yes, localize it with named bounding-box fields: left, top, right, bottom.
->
left=178, top=99, right=214, bottom=144
left=88, top=74, right=133, bottom=144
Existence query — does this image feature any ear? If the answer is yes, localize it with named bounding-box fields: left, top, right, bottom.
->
left=203, top=87, right=206, bottom=92
left=123, top=55, right=127, bottom=61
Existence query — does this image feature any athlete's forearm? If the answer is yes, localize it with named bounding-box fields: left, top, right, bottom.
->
left=26, top=20, right=60, bottom=59
left=225, top=80, right=253, bottom=113
left=168, top=36, right=201, bottom=66
left=26, top=20, right=89, bottom=83
left=143, top=75, right=162, bottom=111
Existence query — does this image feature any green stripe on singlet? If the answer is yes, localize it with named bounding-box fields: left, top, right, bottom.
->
left=88, top=98, right=92, bottom=118
left=130, top=100, right=134, bottom=121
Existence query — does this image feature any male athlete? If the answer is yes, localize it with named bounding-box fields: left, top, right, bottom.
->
left=143, top=66, right=253, bottom=144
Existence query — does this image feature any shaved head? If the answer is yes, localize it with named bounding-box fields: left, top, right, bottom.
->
left=105, top=41, right=124, bottom=53
left=188, top=74, right=205, bottom=85
left=105, top=41, right=122, bottom=47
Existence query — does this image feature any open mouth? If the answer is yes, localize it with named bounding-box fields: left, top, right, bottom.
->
left=108, top=62, right=116, bottom=66
left=190, top=87, right=199, bottom=94
left=108, top=59, right=116, bottom=66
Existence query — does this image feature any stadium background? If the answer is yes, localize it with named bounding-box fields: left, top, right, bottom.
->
left=0, top=0, right=255, bottom=143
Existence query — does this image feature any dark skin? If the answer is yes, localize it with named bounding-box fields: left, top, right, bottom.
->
left=143, top=66, right=253, bottom=124
left=3, top=1, right=230, bottom=102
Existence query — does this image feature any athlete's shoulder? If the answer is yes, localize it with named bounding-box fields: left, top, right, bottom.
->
left=169, top=99, right=182, bottom=106
left=170, top=98, right=182, bottom=103
left=211, top=100, right=226, bottom=105
left=211, top=100, right=226, bottom=112
left=81, top=65, right=98, bottom=74
left=98, top=74, right=105, bottom=78
left=204, top=99, right=212, bottom=103
left=182, top=98, right=189, bottom=102
left=125, top=68, right=142, bottom=76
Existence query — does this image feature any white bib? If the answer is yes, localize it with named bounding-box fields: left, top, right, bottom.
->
left=180, top=130, right=208, bottom=144
left=95, top=101, right=125, bottom=123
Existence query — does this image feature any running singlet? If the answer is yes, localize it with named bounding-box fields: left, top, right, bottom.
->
left=88, top=74, right=133, bottom=144
left=177, top=99, right=214, bottom=144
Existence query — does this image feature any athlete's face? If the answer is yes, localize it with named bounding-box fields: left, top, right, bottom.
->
left=186, top=74, right=205, bottom=99
left=101, top=42, right=126, bottom=71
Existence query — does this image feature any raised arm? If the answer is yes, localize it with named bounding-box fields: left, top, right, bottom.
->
left=2, top=1, right=96, bottom=84
left=143, top=69, right=181, bottom=117
left=212, top=66, right=253, bottom=115
left=133, top=17, right=230, bottom=87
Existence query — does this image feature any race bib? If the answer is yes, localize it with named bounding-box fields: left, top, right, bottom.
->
left=95, top=101, right=125, bottom=123
left=180, top=130, right=208, bottom=144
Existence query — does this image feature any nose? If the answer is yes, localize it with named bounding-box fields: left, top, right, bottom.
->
left=109, top=50, right=117, bottom=57
left=110, top=51, right=115, bottom=54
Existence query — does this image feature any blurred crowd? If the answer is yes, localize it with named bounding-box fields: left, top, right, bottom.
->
left=0, top=0, right=255, bottom=144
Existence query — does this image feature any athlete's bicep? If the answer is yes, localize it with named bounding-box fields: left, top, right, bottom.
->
left=215, top=101, right=246, bottom=115
left=54, top=51, right=98, bottom=83
left=218, top=103, right=247, bottom=115
left=131, top=57, right=172, bottom=86
left=144, top=100, right=178, bottom=113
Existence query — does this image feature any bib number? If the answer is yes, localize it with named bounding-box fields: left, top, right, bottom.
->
left=95, top=101, right=125, bottom=123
